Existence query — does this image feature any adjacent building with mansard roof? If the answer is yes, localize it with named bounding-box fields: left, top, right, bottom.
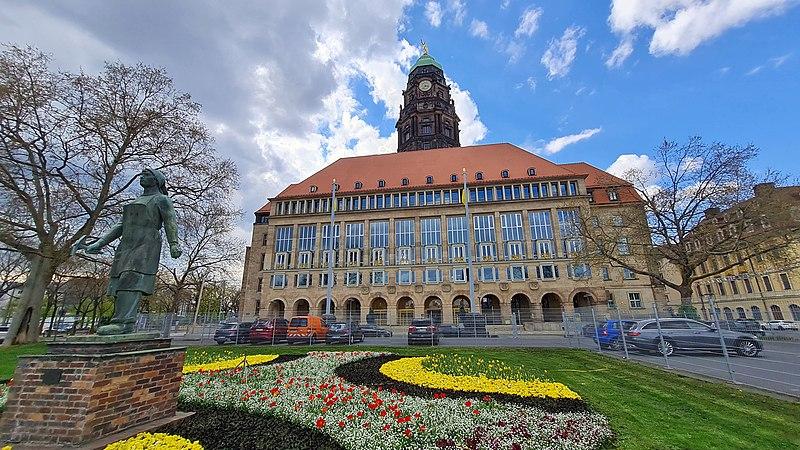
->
left=240, top=49, right=663, bottom=329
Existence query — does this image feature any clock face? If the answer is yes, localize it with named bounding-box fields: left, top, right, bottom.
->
left=419, top=80, right=432, bottom=91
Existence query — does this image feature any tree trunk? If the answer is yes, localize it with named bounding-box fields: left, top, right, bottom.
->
left=677, top=285, right=694, bottom=305
left=2, top=254, right=57, bottom=346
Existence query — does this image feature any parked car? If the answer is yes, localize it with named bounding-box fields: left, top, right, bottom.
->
left=249, top=318, right=289, bottom=344
left=625, top=318, right=762, bottom=357
left=717, top=319, right=765, bottom=336
left=325, top=322, right=364, bottom=344
left=0, top=325, right=8, bottom=344
left=360, top=324, right=393, bottom=337
left=287, top=315, right=328, bottom=344
left=439, top=323, right=465, bottom=337
left=581, top=323, right=599, bottom=337
left=593, top=320, right=638, bottom=350
left=761, top=320, right=799, bottom=331
left=214, top=322, right=253, bottom=345
left=407, top=318, right=440, bottom=345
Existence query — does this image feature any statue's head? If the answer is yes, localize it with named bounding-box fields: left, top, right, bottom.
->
left=140, top=168, right=168, bottom=195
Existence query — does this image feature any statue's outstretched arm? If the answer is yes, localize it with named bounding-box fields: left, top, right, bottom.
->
left=85, top=223, right=123, bottom=254
left=159, top=196, right=182, bottom=258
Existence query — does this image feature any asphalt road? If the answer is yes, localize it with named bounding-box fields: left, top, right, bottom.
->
left=173, top=333, right=800, bottom=398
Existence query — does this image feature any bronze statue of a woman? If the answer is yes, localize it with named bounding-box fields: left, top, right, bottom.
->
left=74, top=169, right=181, bottom=335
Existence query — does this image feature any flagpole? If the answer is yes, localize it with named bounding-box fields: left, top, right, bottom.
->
left=325, top=179, right=336, bottom=319
left=462, top=168, right=476, bottom=312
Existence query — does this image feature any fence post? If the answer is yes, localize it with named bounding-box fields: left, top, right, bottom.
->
left=616, top=306, right=629, bottom=359
left=591, top=308, right=602, bottom=352
left=708, top=296, right=737, bottom=383
left=652, top=303, right=671, bottom=369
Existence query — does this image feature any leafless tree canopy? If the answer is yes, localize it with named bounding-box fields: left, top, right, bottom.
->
left=0, top=45, right=239, bottom=344
left=579, top=137, right=799, bottom=303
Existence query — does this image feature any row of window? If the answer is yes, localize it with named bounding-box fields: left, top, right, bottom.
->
left=717, top=304, right=800, bottom=321
left=279, top=180, right=582, bottom=216
left=698, top=272, right=794, bottom=298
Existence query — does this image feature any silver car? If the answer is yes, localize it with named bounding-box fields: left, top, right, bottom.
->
left=625, top=318, right=762, bottom=357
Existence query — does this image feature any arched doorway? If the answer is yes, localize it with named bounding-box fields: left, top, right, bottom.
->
left=317, top=298, right=336, bottom=316
left=368, top=297, right=388, bottom=326
left=541, top=293, right=562, bottom=322
left=452, top=296, right=471, bottom=323
left=397, top=297, right=414, bottom=325
left=572, top=291, right=594, bottom=309
left=723, top=307, right=734, bottom=321
left=736, top=307, right=746, bottom=319
left=511, top=293, right=532, bottom=323
left=267, top=299, right=285, bottom=318
left=770, top=305, right=784, bottom=320
left=424, top=296, right=443, bottom=323
left=294, top=299, right=310, bottom=316
left=481, top=294, right=501, bottom=324
left=344, top=298, right=361, bottom=323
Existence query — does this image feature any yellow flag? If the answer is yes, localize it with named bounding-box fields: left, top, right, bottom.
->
left=461, top=188, right=468, bottom=204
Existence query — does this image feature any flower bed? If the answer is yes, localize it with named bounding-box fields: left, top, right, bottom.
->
left=174, top=351, right=612, bottom=449
left=105, top=432, right=202, bottom=449
left=182, top=354, right=279, bottom=374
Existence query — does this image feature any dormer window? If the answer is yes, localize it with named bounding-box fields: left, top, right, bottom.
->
left=378, top=179, right=385, bottom=188
left=475, top=172, right=483, bottom=181
left=426, top=176, right=433, bottom=184
left=450, top=174, right=458, bottom=182
left=527, top=167, right=536, bottom=176
left=501, top=170, right=509, bottom=178
left=401, top=177, right=409, bottom=186
left=608, top=189, right=619, bottom=201
left=333, top=183, right=340, bottom=192
left=310, top=185, right=318, bottom=193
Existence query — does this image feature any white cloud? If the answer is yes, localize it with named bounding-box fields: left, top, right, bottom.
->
left=605, top=35, right=634, bottom=68
left=515, top=76, right=537, bottom=91
left=515, top=6, right=543, bottom=38
left=770, top=52, right=791, bottom=67
left=425, top=1, right=442, bottom=27
left=470, top=19, right=490, bottom=39
left=745, top=65, right=763, bottom=76
left=541, top=25, right=585, bottom=79
left=449, top=0, right=467, bottom=26
left=502, top=39, right=526, bottom=64
left=501, top=0, right=512, bottom=9
left=606, top=0, right=795, bottom=66
left=607, top=154, right=657, bottom=179
left=533, top=128, right=602, bottom=155
left=447, top=77, right=488, bottom=145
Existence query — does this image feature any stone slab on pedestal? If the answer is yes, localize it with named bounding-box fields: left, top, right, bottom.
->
left=0, top=335, right=186, bottom=447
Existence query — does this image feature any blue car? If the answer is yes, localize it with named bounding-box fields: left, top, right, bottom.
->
left=593, top=320, right=638, bottom=350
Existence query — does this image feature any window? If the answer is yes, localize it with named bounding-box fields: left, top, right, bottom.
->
left=298, top=225, right=316, bottom=253
left=762, top=275, right=774, bottom=292
left=346, top=248, right=361, bottom=267
left=275, top=226, right=293, bottom=253
left=622, top=268, right=636, bottom=280
left=421, top=121, right=432, bottom=135
left=423, top=245, right=440, bottom=263
left=371, top=247, right=385, bottom=266
left=256, top=277, right=263, bottom=292
left=601, top=266, right=611, bottom=281
left=568, top=263, right=591, bottom=279
left=345, top=222, right=364, bottom=249
left=618, top=237, right=630, bottom=255
left=501, top=170, right=509, bottom=178
left=310, top=185, right=318, bottom=193
left=729, top=279, right=739, bottom=295
left=370, top=221, right=389, bottom=249
left=743, top=276, right=754, bottom=293
left=321, top=224, right=340, bottom=250
left=506, top=241, right=525, bottom=260
left=378, top=179, right=385, bottom=188
left=608, top=189, right=619, bottom=201
left=444, top=123, right=452, bottom=137
left=354, top=181, right=363, bottom=189
left=424, top=268, right=442, bottom=284
left=421, top=217, right=442, bottom=246
left=259, top=253, right=266, bottom=270
left=451, top=268, right=467, bottom=283
left=479, top=266, right=498, bottom=282
left=345, top=271, right=361, bottom=286
left=529, top=210, right=553, bottom=258
left=474, top=215, right=496, bottom=242
left=751, top=305, right=763, bottom=320
left=500, top=212, right=524, bottom=241
left=396, top=246, right=412, bottom=264
left=475, top=172, right=483, bottom=180
left=780, top=273, right=792, bottom=290
left=271, top=274, right=287, bottom=289
left=371, top=270, right=387, bottom=286
left=717, top=281, right=726, bottom=296
left=401, top=177, right=409, bottom=186
left=527, top=167, right=536, bottom=176
left=447, top=216, right=468, bottom=260
left=790, top=304, right=800, bottom=321
left=736, top=307, right=747, bottom=319
left=477, top=242, right=496, bottom=261
left=274, top=252, right=288, bottom=269
left=450, top=244, right=466, bottom=262
left=507, top=265, right=527, bottom=281
left=397, top=269, right=415, bottom=285
left=628, top=292, right=642, bottom=308
left=426, top=175, right=433, bottom=184
left=298, top=251, right=312, bottom=269
left=296, top=273, right=311, bottom=288
left=319, top=273, right=336, bottom=287
left=537, top=264, right=558, bottom=280
left=770, top=305, right=784, bottom=320
left=451, top=174, right=458, bottom=182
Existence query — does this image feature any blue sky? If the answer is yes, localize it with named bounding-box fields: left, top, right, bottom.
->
left=2, top=0, right=798, bottom=242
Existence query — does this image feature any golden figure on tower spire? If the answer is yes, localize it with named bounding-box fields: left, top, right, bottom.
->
left=420, top=39, right=429, bottom=55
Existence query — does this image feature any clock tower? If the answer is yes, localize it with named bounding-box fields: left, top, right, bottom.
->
left=395, top=46, right=461, bottom=152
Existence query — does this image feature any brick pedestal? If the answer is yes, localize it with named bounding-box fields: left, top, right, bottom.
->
left=0, top=333, right=186, bottom=447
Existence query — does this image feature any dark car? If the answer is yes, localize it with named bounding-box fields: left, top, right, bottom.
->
left=360, top=324, right=393, bottom=337
left=625, top=318, right=762, bottom=357
left=407, top=318, right=440, bottom=345
left=718, top=319, right=765, bottom=336
left=439, top=324, right=465, bottom=337
left=214, top=322, right=253, bottom=345
left=593, top=320, right=637, bottom=350
left=325, top=322, right=364, bottom=344
left=249, top=318, right=289, bottom=344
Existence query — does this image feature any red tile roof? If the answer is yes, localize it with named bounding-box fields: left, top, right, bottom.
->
left=256, top=144, right=642, bottom=213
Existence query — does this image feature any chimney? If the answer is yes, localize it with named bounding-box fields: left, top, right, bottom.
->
left=753, top=182, right=776, bottom=197
left=703, top=207, right=721, bottom=218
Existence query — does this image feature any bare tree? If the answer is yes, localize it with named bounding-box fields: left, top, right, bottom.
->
left=0, top=46, right=237, bottom=344
left=0, top=250, right=27, bottom=321
left=579, top=137, right=799, bottom=308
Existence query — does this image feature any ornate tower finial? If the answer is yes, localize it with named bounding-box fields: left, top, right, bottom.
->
left=420, top=39, right=429, bottom=55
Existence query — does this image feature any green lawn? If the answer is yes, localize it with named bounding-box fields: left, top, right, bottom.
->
left=1, top=344, right=797, bottom=449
